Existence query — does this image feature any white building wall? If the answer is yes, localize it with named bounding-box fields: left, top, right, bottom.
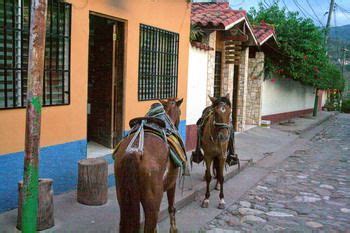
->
left=262, top=77, right=315, bottom=116
left=321, top=90, right=327, bottom=107
left=186, top=46, right=209, bottom=125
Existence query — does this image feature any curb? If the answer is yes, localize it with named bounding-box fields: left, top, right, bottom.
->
left=296, top=112, right=336, bottom=135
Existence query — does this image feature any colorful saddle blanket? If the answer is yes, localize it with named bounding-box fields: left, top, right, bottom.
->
left=113, top=103, right=187, bottom=170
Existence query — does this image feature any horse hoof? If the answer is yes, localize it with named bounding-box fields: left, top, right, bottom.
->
left=201, top=200, right=209, bottom=208
left=218, top=203, right=226, bottom=209
left=169, top=227, right=178, bottom=233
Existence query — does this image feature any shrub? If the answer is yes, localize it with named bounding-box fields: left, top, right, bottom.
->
left=342, top=99, right=350, bottom=113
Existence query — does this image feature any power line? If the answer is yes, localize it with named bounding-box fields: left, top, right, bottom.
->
left=293, top=0, right=322, bottom=23
left=292, top=0, right=308, bottom=18
left=336, top=3, right=350, bottom=13
left=306, top=0, right=325, bottom=26
left=281, top=0, right=290, bottom=11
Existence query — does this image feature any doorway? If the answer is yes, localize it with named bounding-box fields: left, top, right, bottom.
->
left=232, top=65, right=239, bottom=131
left=87, top=14, right=124, bottom=150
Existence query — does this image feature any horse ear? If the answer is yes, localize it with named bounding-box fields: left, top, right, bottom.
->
left=209, top=95, right=217, bottom=104
left=225, top=93, right=230, bottom=99
left=176, top=98, right=183, bottom=107
left=159, top=99, right=167, bottom=106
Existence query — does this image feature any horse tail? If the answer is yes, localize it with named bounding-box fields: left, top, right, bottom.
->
left=118, top=151, right=141, bottom=233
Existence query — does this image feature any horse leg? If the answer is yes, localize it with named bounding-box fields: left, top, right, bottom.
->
left=142, top=196, right=162, bottom=233
left=213, top=158, right=220, bottom=190
left=201, top=158, right=213, bottom=208
left=217, top=158, right=226, bottom=209
left=141, top=175, right=163, bottom=233
left=167, top=185, right=177, bottom=233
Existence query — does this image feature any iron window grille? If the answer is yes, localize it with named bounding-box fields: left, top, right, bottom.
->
left=0, top=0, right=71, bottom=109
left=138, top=24, right=179, bottom=101
left=213, top=51, right=222, bottom=98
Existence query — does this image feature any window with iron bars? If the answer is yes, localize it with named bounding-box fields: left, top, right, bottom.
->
left=138, top=24, right=179, bottom=101
left=0, top=0, right=71, bottom=109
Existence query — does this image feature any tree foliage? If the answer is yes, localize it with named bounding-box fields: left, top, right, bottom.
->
left=249, top=2, right=345, bottom=90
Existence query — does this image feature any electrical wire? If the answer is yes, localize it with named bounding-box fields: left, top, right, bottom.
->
left=306, top=0, right=325, bottom=26
left=293, top=0, right=321, bottom=23
left=281, top=0, right=290, bottom=11
left=335, top=3, right=350, bottom=13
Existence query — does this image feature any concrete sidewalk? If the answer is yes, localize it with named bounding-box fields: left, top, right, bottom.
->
left=0, top=111, right=334, bottom=233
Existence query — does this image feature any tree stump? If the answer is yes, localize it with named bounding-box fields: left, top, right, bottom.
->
left=17, top=178, right=54, bottom=231
left=77, top=158, right=108, bottom=205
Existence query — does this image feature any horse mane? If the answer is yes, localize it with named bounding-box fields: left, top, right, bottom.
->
left=212, top=96, right=231, bottom=108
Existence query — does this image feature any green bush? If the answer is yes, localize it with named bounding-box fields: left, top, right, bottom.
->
left=342, top=99, right=350, bottom=113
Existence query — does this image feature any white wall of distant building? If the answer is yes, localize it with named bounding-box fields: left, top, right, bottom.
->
left=186, top=46, right=209, bottom=125
left=262, top=77, right=315, bottom=116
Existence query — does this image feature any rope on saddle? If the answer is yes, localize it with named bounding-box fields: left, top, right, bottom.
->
left=125, top=120, right=145, bottom=154
left=113, top=104, right=188, bottom=172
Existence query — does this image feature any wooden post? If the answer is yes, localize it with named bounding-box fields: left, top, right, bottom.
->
left=17, top=179, right=54, bottom=231
left=77, top=158, right=108, bottom=205
left=22, top=1, right=48, bottom=232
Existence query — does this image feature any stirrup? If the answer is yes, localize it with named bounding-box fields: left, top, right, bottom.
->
left=226, top=153, right=239, bottom=166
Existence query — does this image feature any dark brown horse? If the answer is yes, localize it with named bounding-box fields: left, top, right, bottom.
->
left=114, top=98, right=183, bottom=233
left=201, top=94, right=231, bottom=209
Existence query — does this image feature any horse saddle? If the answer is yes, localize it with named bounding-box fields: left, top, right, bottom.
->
left=129, top=117, right=166, bottom=129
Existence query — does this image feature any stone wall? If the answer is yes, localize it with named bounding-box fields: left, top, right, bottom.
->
left=236, top=47, right=249, bottom=131
left=206, top=31, right=216, bottom=105
left=221, top=62, right=234, bottom=98
left=246, top=51, right=265, bottom=125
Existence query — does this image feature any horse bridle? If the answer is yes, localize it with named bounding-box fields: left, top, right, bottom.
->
left=211, top=102, right=231, bottom=142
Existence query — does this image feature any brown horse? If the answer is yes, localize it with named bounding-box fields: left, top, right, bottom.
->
left=114, top=98, right=183, bottom=233
left=201, top=94, right=232, bottom=209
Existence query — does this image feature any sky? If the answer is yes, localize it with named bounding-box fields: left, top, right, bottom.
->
left=227, top=0, right=350, bottom=27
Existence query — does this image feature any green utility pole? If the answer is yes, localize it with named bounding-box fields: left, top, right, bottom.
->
left=313, top=89, right=319, bottom=116
left=313, top=0, right=336, bottom=117
left=22, top=0, right=47, bottom=232
left=324, top=0, right=335, bottom=46
left=342, top=48, right=349, bottom=98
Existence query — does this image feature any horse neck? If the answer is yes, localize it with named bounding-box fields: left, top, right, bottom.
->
left=166, top=109, right=179, bottom=127
left=206, top=114, right=216, bottom=137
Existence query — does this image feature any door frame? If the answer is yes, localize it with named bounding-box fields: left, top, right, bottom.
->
left=88, top=12, right=126, bottom=148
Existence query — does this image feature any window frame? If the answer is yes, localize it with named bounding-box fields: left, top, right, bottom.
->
left=138, top=24, right=179, bottom=101
left=0, top=0, right=72, bottom=110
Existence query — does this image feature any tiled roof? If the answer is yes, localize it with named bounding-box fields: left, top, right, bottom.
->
left=191, top=2, right=247, bottom=30
left=253, top=22, right=276, bottom=45
left=191, top=41, right=214, bottom=51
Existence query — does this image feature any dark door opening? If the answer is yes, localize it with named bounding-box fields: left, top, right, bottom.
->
left=213, top=51, right=222, bottom=98
left=88, top=14, right=124, bottom=149
left=232, top=65, right=239, bottom=131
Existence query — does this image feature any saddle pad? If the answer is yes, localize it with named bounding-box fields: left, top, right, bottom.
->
left=144, top=129, right=186, bottom=168
left=113, top=130, right=186, bottom=169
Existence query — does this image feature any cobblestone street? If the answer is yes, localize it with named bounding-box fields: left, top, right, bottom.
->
left=205, top=114, right=350, bottom=232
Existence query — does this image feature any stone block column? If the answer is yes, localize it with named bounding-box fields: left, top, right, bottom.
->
left=236, top=47, right=249, bottom=132
left=246, top=51, right=265, bottom=126
left=206, top=31, right=216, bottom=106
left=221, top=62, right=234, bottom=97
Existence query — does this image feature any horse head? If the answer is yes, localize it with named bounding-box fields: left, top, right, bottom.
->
left=159, top=98, right=183, bottom=129
left=209, top=94, right=232, bottom=143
